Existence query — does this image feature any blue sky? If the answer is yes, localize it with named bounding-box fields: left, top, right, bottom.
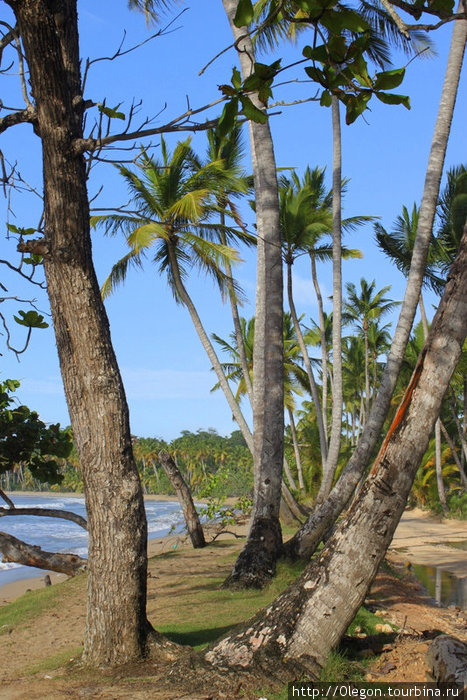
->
left=1, top=1, right=466, bottom=440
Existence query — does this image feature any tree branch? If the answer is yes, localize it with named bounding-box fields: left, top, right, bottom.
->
left=0, top=506, right=88, bottom=530
left=0, top=531, right=87, bottom=577
left=0, top=106, right=36, bottom=135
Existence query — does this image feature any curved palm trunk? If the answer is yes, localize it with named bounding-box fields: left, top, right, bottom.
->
left=221, top=214, right=254, bottom=405
left=221, top=0, right=284, bottom=589
left=283, top=12, right=467, bottom=560
left=11, top=0, right=174, bottom=667
left=316, top=97, right=344, bottom=503
left=203, top=223, right=467, bottom=677
left=158, top=452, right=206, bottom=548
left=166, top=240, right=254, bottom=451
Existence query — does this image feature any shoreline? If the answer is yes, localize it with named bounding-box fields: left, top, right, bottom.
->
left=0, top=491, right=233, bottom=605
left=0, top=527, right=193, bottom=606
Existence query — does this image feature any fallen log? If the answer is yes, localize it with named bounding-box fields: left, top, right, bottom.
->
left=427, top=634, right=467, bottom=686
left=0, top=531, right=87, bottom=577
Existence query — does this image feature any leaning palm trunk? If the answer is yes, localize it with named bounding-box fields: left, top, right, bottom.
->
left=158, top=452, right=206, bottom=548
left=222, top=0, right=284, bottom=589
left=167, top=241, right=254, bottom=451
left=283, top=12, right=467, bottom=560
left=203, top=223, right=467, bottom=678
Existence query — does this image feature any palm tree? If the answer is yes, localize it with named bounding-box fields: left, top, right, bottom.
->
left=206, top=125, right=255, bottom=405
left=437, top=165, right=467, bottom=273
left=93, top=136, right=255, bottom=449
left=222, top=0, right=285, bottom=589
left=212, top=313, right=308, bottom=491
left=279, top=168, right=366, bottom=499
left=343, top=279, right=399, bottom=418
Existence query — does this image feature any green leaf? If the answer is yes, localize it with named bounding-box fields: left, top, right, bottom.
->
left=320, top=90, right=332, bottom=107
left=375, top=92, right=411, bottom=109
left=7, top=224, right=36, bottom=236
left=13, top=310, right=49, bottom=329
left=218, top=98, right=239, bottom=137
left=303, top=44, right=329, bottom=63
left=320, top=8, right=369, bottom=34
left=305, top=65, right=325, bottom=84
left=234, top=0, right=254, bottom=26
left=97, top=103, right=126, bottom=120
left=231, top=66, right=242, bottom=91
left=239, top=95, right=267, bottom=123
left=373, top=67, right=406, bottom=91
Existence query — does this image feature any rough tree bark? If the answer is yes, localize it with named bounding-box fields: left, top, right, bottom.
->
left=201, top=224, right=467, bottom=678
left=0, top=531, right=87, bottom=577
left=283, top=11, right=467, bottom=560
left=158, top=452, right=206, bottom=549
left=221, top=0, right=284, bottom=589
left=6, top=0, right=176, bottom=667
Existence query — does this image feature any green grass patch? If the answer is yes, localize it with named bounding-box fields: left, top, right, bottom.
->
left=320, top=650, right=366, bottom=682
left=156, top=558, right=306, bottom=650
left=25, top=646, right=83, bottom=676
left=347, top=606, right=387, bottom=636
left=0, top=575, right=84, bottom=635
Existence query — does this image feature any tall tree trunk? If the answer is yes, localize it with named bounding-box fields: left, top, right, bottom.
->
left=158, top=452, right=206, bottom=549
left=283, top=12, right=467, bottom=560
left=288, top=408, right=305, bottom=491
left=221, top=0, right=284, bottom=589
left=435, top=419, right=448, bottom=513
left=315, top=96, right=344, bottom=503
left=203, top=223, right=467, bottom=677
left=310, top=254, right=328, bottom=442
left=9, top=0, right=170, bottom=666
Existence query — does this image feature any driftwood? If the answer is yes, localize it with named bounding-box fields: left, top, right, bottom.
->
left=0, top=531, right=87, bottom=577
left=427, top=635, right=467, bottom=686
left=158, top=451, right=206, bottom=549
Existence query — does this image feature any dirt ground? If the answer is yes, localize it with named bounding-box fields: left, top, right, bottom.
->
left=0, top=508, right=466, bottom=699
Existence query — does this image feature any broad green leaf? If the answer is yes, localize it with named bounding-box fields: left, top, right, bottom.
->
left=218, top=98, right=239, bottom=137
left=373, top=67, right=406, bottom=91
left=239, top=95, right=268, bottom=123
left=13, top=310, right=49, bottom=329
left=303, top=44, right=329, bottom=63
left=231, top=66, right=242, bottom=90
left=375, top=92, right=411, bottom=109
left=320, top=90, right=332, bottom=107
left=234, top=0, right=254, bottom=26
left=305, top=65, right=325, bottom=84
left=320, top=8, right=369, bottom=34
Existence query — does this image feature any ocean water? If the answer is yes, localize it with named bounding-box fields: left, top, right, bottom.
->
left=0, top=493, right=186, bottom=587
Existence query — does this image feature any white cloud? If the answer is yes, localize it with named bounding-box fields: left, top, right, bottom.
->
left=289, top=272, right=332, bottom=312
